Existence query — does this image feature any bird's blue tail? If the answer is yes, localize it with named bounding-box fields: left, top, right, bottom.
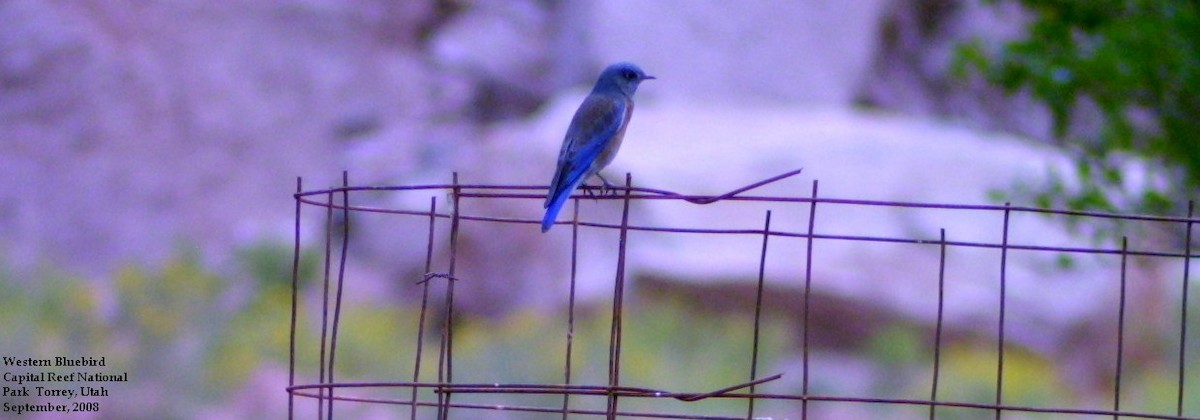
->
left=541, top=178, right=585, bottom=232
left=541, top=191, right=569, bottom=232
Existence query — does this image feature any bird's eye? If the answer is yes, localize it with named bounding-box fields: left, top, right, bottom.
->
left=623, top=70, right=637, bottom=80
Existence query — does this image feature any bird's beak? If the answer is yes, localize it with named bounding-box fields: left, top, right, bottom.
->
left=644, top=75, right=657, bottom=80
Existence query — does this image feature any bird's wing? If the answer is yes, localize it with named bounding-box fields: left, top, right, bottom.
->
left=544, top=94, right=628, bottom=207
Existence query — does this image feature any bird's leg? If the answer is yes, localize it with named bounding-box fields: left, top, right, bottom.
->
left=580, top=181, right=599, bottom=200
left=579, top=174, right=618, bottom=200
left=596, top=173, right=617, bottom=196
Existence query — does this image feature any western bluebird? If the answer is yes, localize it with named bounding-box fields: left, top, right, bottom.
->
left=542, top=62, right=655, bottom=232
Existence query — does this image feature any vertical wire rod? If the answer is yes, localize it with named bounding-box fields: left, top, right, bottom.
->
left=747, top=210, right=772, bottom=419
left=994, top=204, right=1012, bottom=420
left=437, top=172, right=463, bottom=420
left=288, top=177, right=302, bottom=419
left=605, top=173, right=634, bottom=420
left=317, top=190, right=334, bottom=419
left=410, top=197, right=438, bottom=419
left=930, top=228, right=947, bottom=420
left=801, top=180, right=819, bottom=420
left=562, top=198, right=582, bottom=420
left=326, top=171, right=352, bottom=419
left=1178, top=201, right=1194, bottom=416
left=1114, top=236, right=1129, bottom=420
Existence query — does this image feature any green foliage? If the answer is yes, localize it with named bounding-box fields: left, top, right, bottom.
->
left=866, top=324, right=924, bottom=367
left=0, top=245, right=321, bottom=416
left=959, top=0, right=1200, bottom=217
left=443, top=298, right=796, bottom=417
left=4, top=248, right=1196, bottom=416
left=0, top=267, right=106, bottom=358
left=235, top=239, right=319, bottom=291
left=617, top=298, right=793, bottom=415
left=921, top=343, right=1069, bottom=420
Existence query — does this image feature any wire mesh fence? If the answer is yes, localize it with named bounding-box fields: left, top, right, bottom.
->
left=286, top=169, right=1198, bottom=419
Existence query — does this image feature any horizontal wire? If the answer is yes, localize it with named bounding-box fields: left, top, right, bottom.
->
left=287, top=383, right=1197, bottom=420
left=295, top=168, right=1199, bottom=224
left=292, top=195, right=1198, bottom=259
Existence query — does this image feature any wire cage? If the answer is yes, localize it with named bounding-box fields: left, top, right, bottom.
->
left=286, top=169, right=1199, bottom=419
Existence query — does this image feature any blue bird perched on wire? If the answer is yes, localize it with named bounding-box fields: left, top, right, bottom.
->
left=541, top=62, right=655, bottom=232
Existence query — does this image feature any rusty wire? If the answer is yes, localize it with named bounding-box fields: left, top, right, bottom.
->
left=287, top=168, right=1199, bottom=419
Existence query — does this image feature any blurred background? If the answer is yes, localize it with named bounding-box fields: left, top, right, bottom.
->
left=1, top=0, right=1198, bottom=418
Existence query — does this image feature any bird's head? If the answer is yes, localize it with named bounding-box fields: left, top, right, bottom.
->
left=595, top=62, right=655, bottom=97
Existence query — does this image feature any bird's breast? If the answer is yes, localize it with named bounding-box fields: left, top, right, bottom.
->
left=593, top=100, right=635, bottom=172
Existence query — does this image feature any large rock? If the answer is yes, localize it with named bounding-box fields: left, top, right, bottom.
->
left=466, top=94, right=1170, bottom=389
left=576, top=0, right=892, bottom=105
